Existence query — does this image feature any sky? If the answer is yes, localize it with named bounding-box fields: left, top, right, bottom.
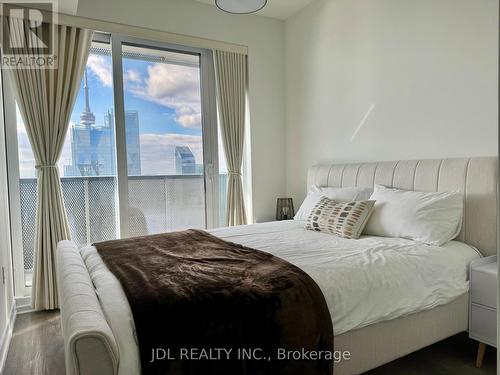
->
left=17, top=47, right=227, bottom=178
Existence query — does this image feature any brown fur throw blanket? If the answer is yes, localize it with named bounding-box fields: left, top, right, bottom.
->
left=94, top=229, right=333, bottom=375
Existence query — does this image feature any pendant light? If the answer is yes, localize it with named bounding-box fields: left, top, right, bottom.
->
left=215, top=0, right=267, bottom=14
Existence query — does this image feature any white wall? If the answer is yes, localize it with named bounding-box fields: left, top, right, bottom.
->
left=76, top=0, right=286, bottom=221
left=285, top=0, right=498, bottom=202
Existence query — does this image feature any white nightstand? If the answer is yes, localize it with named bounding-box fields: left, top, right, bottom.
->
left=469, top=255, right=497, bottom=368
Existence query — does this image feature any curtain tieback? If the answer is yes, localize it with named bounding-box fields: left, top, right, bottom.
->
left=35, top=164, right=57, bottom=170
left=228, top=171, right=242, bottom=176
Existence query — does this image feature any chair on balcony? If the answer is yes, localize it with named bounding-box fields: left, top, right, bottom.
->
left=128, top=207, right=148, bottom=236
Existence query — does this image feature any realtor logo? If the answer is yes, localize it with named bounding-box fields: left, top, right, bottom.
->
left=1, top=1, right=58, bottom=69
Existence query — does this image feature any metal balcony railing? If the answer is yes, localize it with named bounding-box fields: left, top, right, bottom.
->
left=19, top=174, right=228, bottom=272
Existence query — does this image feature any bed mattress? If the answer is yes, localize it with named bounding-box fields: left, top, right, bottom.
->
left=83, top=220, right=479, bottom=336
left=79, top=220, right=480, bottom=375
left=209, top=220, right=480, bottom=334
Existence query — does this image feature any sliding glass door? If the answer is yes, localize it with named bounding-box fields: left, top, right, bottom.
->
left=111, top=36, right=220, bottom=237
left=5, top=33, right=223, bottom=294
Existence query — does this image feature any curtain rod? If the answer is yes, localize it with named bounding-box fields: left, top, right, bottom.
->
left=0, top=4, right=248, bottom=55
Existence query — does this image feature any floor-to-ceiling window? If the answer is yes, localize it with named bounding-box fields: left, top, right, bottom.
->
left=4, top=33, right=230, bottom=296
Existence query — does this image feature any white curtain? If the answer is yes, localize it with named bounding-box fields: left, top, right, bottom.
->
left=214, top=50, right=248, bottom=226
left=4, top=17, right=93, bottom=309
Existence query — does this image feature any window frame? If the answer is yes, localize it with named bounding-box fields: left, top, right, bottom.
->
left=110, top=34, right=220, bottom=237
left=3, top=69, right=27, bottom=299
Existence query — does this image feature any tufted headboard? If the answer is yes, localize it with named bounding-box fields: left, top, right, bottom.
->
left=307, top=157, right=498, bottom=256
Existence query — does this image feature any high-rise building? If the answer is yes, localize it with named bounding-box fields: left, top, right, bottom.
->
left=64, top=70, right=142, bottom=177
left=175, top=146, right=196, bottom=174
left=194, top=164, right=204, bottom=174
left=65, top=70, right=116, bottom=177
left=125, top=110, right=141, bottom=176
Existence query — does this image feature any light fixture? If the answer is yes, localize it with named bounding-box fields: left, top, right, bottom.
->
left=215, top=0, right=267, bottom=14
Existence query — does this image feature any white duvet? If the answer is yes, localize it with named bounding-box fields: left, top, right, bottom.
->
left=210, top=220, right=480, bottom=334
left=84, top=220, right=480, bottom=339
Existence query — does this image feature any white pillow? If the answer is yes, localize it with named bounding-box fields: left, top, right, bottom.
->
left=294, top=185, right=373, bottom=221
left=363, top=185, right=463, bottom=246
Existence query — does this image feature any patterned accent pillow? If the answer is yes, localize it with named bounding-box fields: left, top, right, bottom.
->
left=305, top=197, right=376, bottom=239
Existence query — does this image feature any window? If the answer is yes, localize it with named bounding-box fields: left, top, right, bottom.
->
left=5, top=33, right=230, bottom=295
left=120, top=43, right=206, bottom=236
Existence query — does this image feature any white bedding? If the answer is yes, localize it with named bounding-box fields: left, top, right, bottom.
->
left=83, top=220, right=480, bottom=340
left=210, top=220, right=480, bottom=334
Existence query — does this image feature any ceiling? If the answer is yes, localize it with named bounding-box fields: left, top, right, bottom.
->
left=58, top=0, right=314, bottom=20
left=194, top=0, right=314, bottom=20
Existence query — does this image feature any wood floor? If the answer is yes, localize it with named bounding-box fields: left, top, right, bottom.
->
left=3, top=311, right=65, bottom=375
left=3, top=311, right=497, bottom=375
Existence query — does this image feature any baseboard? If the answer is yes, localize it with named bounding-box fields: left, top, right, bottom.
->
left=0, top=303, right=17, bottom=374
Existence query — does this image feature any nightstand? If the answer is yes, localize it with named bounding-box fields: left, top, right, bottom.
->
left=469, top=255, right=497, bottom=368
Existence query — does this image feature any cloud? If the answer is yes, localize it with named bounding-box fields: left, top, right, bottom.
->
left=16, top=109, right=73, bottom=178
left=175, top=106, right=202, bottom=128
left=86, top=58, right=203, bottom=129
left=87, top=55, right=113, bottom=87
left=124, top=69, right=143, bottom=91
left=129, top=63, right=202, bottom=129
left=139, top=133, right=203, bottom=175
left=125, top=69, right=142, bottom=84
left=15, top=109, right=36, bottom=177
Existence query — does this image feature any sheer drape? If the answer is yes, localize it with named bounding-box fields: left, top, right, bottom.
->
left=214, top=50, right=248, bottom=226
left=4, top=17, right=92, bottom=309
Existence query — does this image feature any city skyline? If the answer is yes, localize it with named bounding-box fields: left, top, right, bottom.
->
left=63, top=71, right=143, bottom=177
left=16, top=47, right=228, bottom=178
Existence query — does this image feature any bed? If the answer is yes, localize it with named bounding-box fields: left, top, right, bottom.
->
left=56, top=156, right=498, bottom=375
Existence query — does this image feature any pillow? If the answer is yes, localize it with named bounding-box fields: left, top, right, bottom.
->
left=305, top=197, right=376, bottom=239
left=363, top=185, right=463, bottom=246
left=294, top=185, right=373, bottom=220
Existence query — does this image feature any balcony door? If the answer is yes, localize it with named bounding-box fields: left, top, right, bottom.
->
left=111, top=36, right=219, bottom=237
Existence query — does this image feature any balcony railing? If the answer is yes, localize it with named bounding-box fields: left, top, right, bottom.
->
left=19, top=174, right=228, bottom=272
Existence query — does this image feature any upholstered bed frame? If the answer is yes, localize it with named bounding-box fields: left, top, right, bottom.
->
left=308, top=156, right=497, bottom=373
left=308, top=157, right=497, bottom=257
left=57, top=157, right=497, bottom=375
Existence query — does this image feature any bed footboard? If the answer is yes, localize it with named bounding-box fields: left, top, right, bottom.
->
left=57, top=240, right=119, bottom=375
